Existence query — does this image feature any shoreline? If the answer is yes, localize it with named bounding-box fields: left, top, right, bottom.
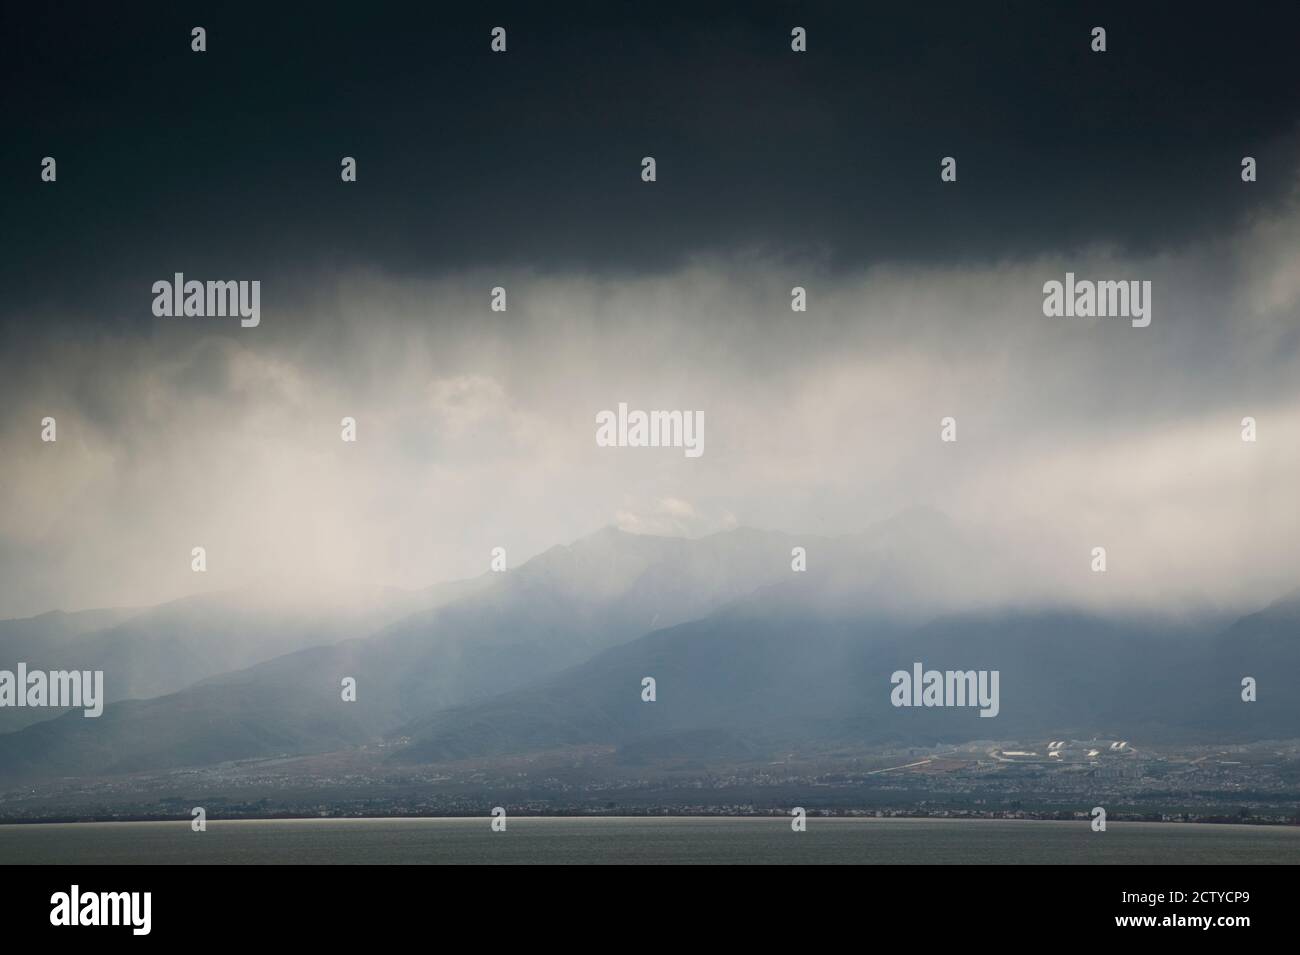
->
left=3, top=814, right=1297, bottom=828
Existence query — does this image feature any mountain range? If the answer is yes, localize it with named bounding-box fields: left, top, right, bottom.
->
left=0, top=512, right=1294, bottom=784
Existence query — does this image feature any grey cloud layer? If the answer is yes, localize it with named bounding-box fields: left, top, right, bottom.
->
left=2, top=187, right=1297, bottom=618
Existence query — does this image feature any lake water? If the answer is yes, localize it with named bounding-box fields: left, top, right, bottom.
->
left=2, top=817, right=1297, bottom=864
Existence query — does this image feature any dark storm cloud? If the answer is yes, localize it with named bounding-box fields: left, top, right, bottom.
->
left=2, top=1, right=1299, bottom=617
left=2, top=0, right=1298, bottom=330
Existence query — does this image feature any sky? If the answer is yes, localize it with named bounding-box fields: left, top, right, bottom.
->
left=1, top=1, right=1297, bottom=617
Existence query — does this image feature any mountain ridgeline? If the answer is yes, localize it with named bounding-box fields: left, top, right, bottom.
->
left=0, top=515, right=1295, bottom=782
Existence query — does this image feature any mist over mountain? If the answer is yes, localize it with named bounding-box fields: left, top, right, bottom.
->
left=394, top=586, right=1290, bottom=765
left=1, top=515, right=1291, bottom=785
left=0, top=523, right=807, bottom=778
left=0, top=607, right=140, bottom=731
left=0, top=581, right=480, bottom=736
left=1203, top=589, right=1300, bottom=737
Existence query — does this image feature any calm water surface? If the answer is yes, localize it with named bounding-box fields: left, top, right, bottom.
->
left=2, top=817, right=1297, bottom=864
